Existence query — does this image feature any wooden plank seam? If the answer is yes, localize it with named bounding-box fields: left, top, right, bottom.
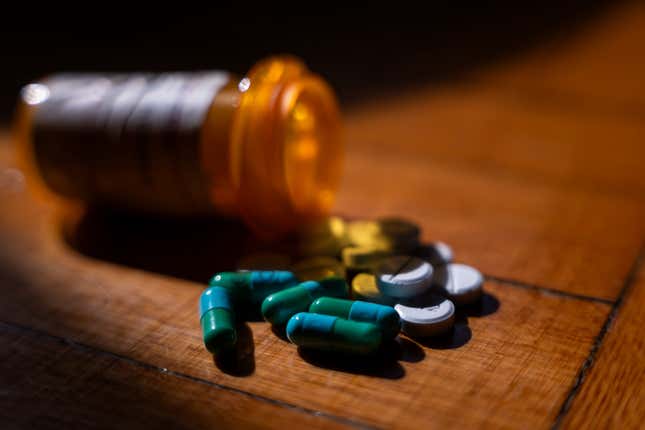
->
left=1, top=266, right=620, bottom=429
left=551, top=242, right=645, bottom=429
left=0, top=320, right=378, bottom=430
left=484, top=274, right=615, bottom=305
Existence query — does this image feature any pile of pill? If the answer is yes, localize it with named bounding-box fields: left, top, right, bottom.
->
left=199, top=217, right=484, bottom=355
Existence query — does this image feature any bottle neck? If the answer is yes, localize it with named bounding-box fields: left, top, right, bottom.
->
left=206, top=57, right=343, bottom=236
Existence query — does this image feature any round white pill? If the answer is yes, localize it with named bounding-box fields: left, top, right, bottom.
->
left=422, top=241, right=453, bottom=265
left=439, top=263, right=484, bottom=305
left=395, top=298, right=455, bottom=337
left=376, top=256, right=433, bottom=298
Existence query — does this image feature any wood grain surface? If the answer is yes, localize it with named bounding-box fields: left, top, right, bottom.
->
left=0, top=323, right=349, bottom=430
left=0, top=159, right=612, bottom=428
left=1, top=2, right=645, bottom=429
left=478, top=1, right=645, bottom=108
left=561, top=255, right=645, bottom=429
left=340, top=87, right=644, bottom=300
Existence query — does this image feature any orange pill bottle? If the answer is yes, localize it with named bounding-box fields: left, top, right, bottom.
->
left=14, top=56, right=343, bottom=234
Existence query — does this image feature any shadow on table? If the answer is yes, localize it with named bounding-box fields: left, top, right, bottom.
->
left=63, top=208, right=271, bottom=284
left=213, top=323, right=256, bottom=377
left=270, top=324, right=290, bottom=342
left=297, top=337, right=425, bottom=380
left=413, top=314, right=472, bottom=350
left=463, top=292, right=501, bottom=318
left=62, top=209, right=502, bottom=377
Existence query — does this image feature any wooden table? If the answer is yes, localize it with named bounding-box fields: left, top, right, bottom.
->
left=1, top=3, right=644, bottom=429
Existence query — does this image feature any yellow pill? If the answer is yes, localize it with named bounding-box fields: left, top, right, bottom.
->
left=291, top=256, right=346, bottom=281
left=376, top=217, right=420, bottom=253
left=347, top=220, right=382, bottom=248
left=351, top=273, right=395, bottom=305
left=347, top=218, right=420, bottom=253
left=295, top=216, right=348, bottom=257
left=341, top=246, right=391, bottom=270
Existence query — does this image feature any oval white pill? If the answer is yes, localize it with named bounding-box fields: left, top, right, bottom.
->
left=376, top=256, right=433, bottom=298
left=441, top=263, right=484, bottom=305
left=395, top=298, right=455, bottom=337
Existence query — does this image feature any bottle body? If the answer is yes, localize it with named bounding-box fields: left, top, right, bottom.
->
left=15, top=57, right=343, bottom=234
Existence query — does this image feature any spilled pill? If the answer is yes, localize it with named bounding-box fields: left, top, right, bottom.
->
left=199, top=286, right=236, bottom=353
left=341, top=246, right=390, bottom=270
left=395, top=298, right=455, bottom=338
left=417, top=241, right=453, bottom=266
left=291, top=256, right=346, bottom=281
left=309, top=297, right=400, bottom=340
left=209, top=270, right=298, bottom=306
left=261, top=277, right=348, bottom=325
left=376, top=256, right=433, bottom=298
left=286, top=312, right=382, bottom=355
left=434, top=263, right=484, bottom=305
left=377, top=217, right=420, bottom=253
left=351, top=273, right=395, bottom=305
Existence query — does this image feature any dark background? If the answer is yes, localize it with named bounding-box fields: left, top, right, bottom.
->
left=0, top=2, right=613, bottom=124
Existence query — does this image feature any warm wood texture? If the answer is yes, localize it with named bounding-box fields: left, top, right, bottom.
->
left=0, top=323, right=349, bottom=430
left=561, top=259, right=645, bottom=429
left=0, top=158, right=612, bottom=427
left=478, top=1, right=645, bottom=108
left=1, top=2, right=645, bottom=428
left=340, top=87, right=644, bottom=300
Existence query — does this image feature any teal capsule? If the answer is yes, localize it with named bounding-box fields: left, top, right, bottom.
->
left=286, top=312, right=382, bottom=354
left=199, top=286, right=236, bottom=354
left=209, top=271, right=298, bottom=306
left=309, top=297, right=400, bottom=340
left=261, top=277, right=348, bottom=326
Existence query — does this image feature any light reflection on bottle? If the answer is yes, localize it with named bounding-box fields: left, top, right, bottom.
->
left=20, top=83, right=50, bottom=105
left=238, top=77, right=251, bottom=92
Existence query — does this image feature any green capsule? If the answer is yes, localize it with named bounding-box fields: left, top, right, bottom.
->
left=261, top=277, right=348, bottom=326
left=309, top=297, right=400, bottom=340
left=199, top=286, right=236, bottom=354
left=208, top=271, right=298, bottom=305
left=286, top=312, right=382, bottom=354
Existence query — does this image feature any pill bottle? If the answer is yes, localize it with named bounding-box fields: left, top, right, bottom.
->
left=13, top=56, right=343, bottom=235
